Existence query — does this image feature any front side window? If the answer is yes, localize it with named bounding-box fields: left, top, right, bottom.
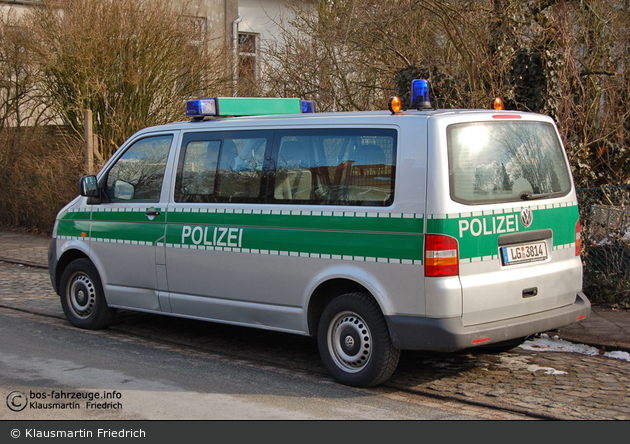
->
left=105, top=135, right=172, bottom=203
left=447, top=121, right=572, bottom=205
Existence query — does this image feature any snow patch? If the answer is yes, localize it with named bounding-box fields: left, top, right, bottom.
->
left=519, top=334, right=630, bottom=362
left=603, top=350, right=630, bottom=362
left=496, top=354, right=567, bottom=375
left=526, top=365, right=567, bottom=375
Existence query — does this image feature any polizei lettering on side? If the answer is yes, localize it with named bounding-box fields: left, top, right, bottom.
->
left=181, top=226, right=244, bottom=248
left=458, top=214, right=519, bottom=238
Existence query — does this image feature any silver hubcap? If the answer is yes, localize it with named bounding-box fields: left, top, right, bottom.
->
left=327, top=311, right=372, bottom=373
left=67, top=273, right=96, bottom=319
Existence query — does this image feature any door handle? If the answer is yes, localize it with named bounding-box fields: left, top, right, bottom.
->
left=522, top=287, right=538, bottom=298
left=145, top=207, right=161, bottom=219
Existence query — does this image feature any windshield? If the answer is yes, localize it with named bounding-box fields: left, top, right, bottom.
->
left=447, top=121, right=572, bottom=205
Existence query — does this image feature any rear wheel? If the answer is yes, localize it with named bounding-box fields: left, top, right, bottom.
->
left=59, top=258, right=117, bottom=329
left=317, top=292, right=400, bottom=387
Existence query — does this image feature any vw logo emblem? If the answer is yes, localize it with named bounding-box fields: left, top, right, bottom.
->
left=520, top=207, right=533, bottom=228
left=345, top=336, right=355, bottom=349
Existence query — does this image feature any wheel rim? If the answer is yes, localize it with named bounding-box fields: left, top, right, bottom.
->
left=327, top=311, right=372, bottom=373
left=66, top=272, right=96, bottom=319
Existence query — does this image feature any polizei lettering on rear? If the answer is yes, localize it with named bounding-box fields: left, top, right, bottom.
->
left=458, top=214, right=519, bottom=238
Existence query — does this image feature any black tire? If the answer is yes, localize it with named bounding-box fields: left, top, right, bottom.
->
left=317, top=292, right=400, bottom=387
left=478, top=336, right=528, bottom=353
left=59, top=258, right=117, bottom=329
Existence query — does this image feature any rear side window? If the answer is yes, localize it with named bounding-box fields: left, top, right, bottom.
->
left=447, top=121, right=572, bottom=205
left=215, top=135, right=268, bottom=200
left=179, top=140, right=221, bottom=196
left=271, top=128, right=396, bottom=206
left=175, top=128, right=397, bottom=206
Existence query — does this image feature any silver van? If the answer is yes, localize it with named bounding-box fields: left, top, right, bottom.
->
left=48, top=86, right=590, bottom=387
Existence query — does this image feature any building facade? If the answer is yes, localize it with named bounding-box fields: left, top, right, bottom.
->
left=1, top=0, right=296, bottom=97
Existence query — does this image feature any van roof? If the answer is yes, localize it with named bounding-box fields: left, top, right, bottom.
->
left=139, top=108, right=537, bottom=135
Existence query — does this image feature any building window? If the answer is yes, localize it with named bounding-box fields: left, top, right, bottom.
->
left=182, top=16, right=207, bottom=46
left=238, top=32, right=258, bottom=95
left=238, top=33, right=256, bottom=55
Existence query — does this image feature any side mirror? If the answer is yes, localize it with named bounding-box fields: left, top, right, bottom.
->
left=79, top=175, right=99, bottom=197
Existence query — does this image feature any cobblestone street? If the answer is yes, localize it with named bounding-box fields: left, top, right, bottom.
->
left=1, top=260, right=628, bottom=420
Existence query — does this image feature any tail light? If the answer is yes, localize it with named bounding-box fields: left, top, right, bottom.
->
left=575, top=220, right=581, bottom=256
left=425, top=234, right=459, bottom=277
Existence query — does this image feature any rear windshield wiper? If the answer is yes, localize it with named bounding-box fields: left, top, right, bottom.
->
left=519, top=191, right=563, bottom=201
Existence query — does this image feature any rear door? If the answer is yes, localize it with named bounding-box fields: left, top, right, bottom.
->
left=427, top=114, right=582, bottom=326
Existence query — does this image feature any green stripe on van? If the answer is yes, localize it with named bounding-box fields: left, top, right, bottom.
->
left=167, top=224, right=424, bottom=263
left=91, top=207, right=166, bottom=223
left=56, top=210, right=91, bottom=239
left=166, top=210, right=425, bottom=263
left=166, top=209, right=423, bottom=234
left=56, top=220, right=91, bottom=239
left=427, top=203, right=579, bottom=260
left=59, top=209, right=91, bottom=221
left=90, top=221, right=166, bottom=245
left=60, top=208, right=425, bottom=263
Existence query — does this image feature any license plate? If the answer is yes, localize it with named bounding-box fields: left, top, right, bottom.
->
left=501, top=241, right=548, bottom=266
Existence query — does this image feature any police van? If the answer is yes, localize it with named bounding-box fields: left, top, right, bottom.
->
left=48, top=80, right=590, bottom=387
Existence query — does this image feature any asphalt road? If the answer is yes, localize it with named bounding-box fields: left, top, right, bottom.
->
left=1, top=309, right=522, bottom=420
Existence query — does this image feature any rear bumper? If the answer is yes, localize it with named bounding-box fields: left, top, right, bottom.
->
left=386, top=291, right=591, bottom=351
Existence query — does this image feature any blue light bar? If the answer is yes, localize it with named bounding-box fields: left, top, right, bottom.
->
left=301, top=100, right=315, bottom=113
left=186, top=98, right=217, bottom=117
left=186, top=97, right=306, bottom=119
left=410, top=79, right=431, bottom=110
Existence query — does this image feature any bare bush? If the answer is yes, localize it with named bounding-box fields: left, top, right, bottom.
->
left=26, top=0, right=231, bottom=159
left=0, top=128, right=83, bottom=232
left=0, top=8, right=50, bottom=130
left=578, top=189, right=630, bottom=305
left=261, top=0, right=519, bottom=110
left=262, top=0, right=629, bottom=187
left=0, top=0, right=233, bottom=232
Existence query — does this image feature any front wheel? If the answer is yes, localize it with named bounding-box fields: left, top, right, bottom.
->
left=317, top=292, right=400, bottom=387
left=59, top=258, right=117, bottom=329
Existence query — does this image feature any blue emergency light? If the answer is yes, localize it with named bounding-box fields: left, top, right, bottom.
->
left=301, top=100, right=315, bottom=113
left=186, top=98, right=218, bottom=118
left=409, top=79, right=432, bottom=110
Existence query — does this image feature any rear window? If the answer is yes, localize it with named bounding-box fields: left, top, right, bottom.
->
left=447, top=121, right=572, bottom=205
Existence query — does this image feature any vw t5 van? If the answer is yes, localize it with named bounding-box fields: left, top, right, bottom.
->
left=48, top=82, right=590, bottom=387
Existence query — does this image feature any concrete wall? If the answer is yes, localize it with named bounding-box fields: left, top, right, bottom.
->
left=0, top=1, right=240, bottom=37
left=238, top=0, right=290, bottom=46
left=0, top=1, right=32, bottom=18
left=166, top=0, right=238, bottom=41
